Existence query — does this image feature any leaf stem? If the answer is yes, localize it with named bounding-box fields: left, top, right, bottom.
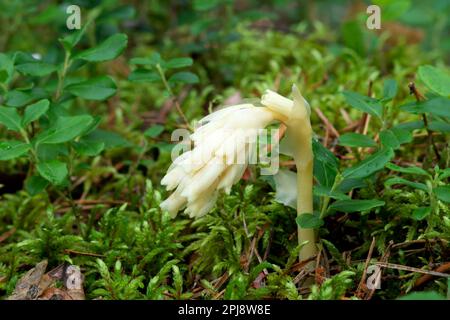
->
left=156, top=63, right=191, bottom=129
left=55, top=50, right=71, bottom=101
left=408, top=82, right=441, bottom=162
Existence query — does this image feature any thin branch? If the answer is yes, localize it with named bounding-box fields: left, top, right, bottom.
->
left=408, top=82, right=441, bottom=161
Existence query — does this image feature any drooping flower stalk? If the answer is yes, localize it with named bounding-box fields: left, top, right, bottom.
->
left=160, top=85, right=317, bottom=263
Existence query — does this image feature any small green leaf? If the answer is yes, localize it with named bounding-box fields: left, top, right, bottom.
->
left=16, top=62, right=57, bottom=77
left=66, top=76, right=117, bottom=100
left=434, top=186, right=450, bottom=203
left=128, top=69, right=160, bottom=82
left=382, top=78, right=398, bottom=101
left=164, top=57, right=193, bottom=69
left=60, top=26, right=88, bottom=51
left=0, top=140, right=30, bottom=160
left=343, top=91, right=383, bottom=119
left=390, top=127, right=413, bottom=144
left=429, top=121, right=450, bottom=133
left=25, top=175, right=49, bottom=195
left=313, top=185, right=350, bottom=200
left=0, top=106, right=23, bottom=131
left=400, top=97, right=450, bottom=118
left=168, top=72, right=199, bottom=84
left=313, top=139, right=339, bottom=188
left=35, top=115, right=94, bottom=145
left=379, top=129, right=400, bottom=149
left=412, top=207, right=431, bottom=221
left=338, top=133, right=376, bottom=147
left=398, top=291, right=446, bottom=300
left=129, top=53, right=162, bottom=66
left=36, top=144, right=68, bottom=161
left=343, top=148, right=394, bottom=179
left=75, top=33, right=128, bottom=62
left=73, top=140, right=105, bottom=156
left=37, top=160, right=68, bottom=185
left=329, top=199, right=385, bottom=213
left=296, top=214, right=324, bottom=229
left=5, top=90, right=35, bottom=107
left=0, top=53, right=14, bottom=84
left=144, top=125, right=164, bottom=138
left=385, top=177, right=428, bottom=192
left=193, top=0, right=221, bottom=11
left=385, top=162, right=429, bottom=176
left=418, top=65, right=450, bottom=96
left=84, top=129, right=131, bottom=149
left=22, top=99, right=49, bottom=127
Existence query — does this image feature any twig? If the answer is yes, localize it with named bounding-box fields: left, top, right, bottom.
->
left=356, top=236, right=376, bottom=298
left=314, top=107, right=340, bottom=138
left=367, top=241, right=393, bottom=300
left=376, top=262, right=450, bottom=279
left=0, top=227, right=16, bottom=243
left=414, top=262, right=450, bottom=287
left=64, top=249, right=105, bottom=257
left=408, top=82, right=441, bottom=161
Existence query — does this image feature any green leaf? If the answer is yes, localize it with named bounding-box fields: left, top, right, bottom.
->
left=35, top=115, right=94, bottom=145
left=16, top=62, right=57, bottom=77
left=164, top=57, right=193, bottom=69
left=60, top=25, right=88, bottom=51
left=129, top=53, right=163, bottom=66
left=0, top=106, right=23, bottom=131
left=313, top=185, right=350, bottom=200
left=329, top=199, right=385, bottom=213
left=73, top=140, right=105, bottom=156
left=168, top=72, right=199, bottom=84
left=0, top=140, right=30, bottom=160
left=390, top=127, right=413, bottom=144
left=338, top=133, right=376, bottom=148
left=382, top=78, right=398, bottom=101
left=128, top=69, right=160, bottom=82
left=412, top=207, right=431, bottom=221
left=75, top=33, right=128, bottom=62
left=5, top=90, right=35, bottom=107
left=343, top=91, right=383, bottom=119
left=0, top=53, right=14, bottom=84
left=83, top=129, right=131, bottom=149
left=25, top=175, right=49, bottom=195
left=36, top=144, right=68, bottom=161
left=434, top=186, right=450, bottom=203
left=385, top=177, right=428, bottom=192
left=343, top=148, right=394, bottom=179
left=37, top=160, right=68, bottom=185
left=144, top=125, right=164, bottom=138
left=193, top=0, right=221, bottom=11
left=429, top=121, right=450, bottom=133
left=296, top=214, right=324, bottom=229
left=398, top=291, right=445, bottom=300
left=418, top=65, right=450, bottom=96
left=379, top=129, right=400, bottom=149
left=400, top=97, right=450, bottom=118
left=385, top=162, right=429, bottom=176
left=313, top=139, right=339, bottom=188
left=66, top=76, right=117, bottom=100
left=22, top=99, right=49, bottom=127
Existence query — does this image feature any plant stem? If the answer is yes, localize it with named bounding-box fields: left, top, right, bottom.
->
left=156, top=64, right=191, bottom=129
left=285, top=104, right=317, bottom=265
left=408, top=82, right=441, bottom=162
left=55, top=51, right=71, bottom=101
